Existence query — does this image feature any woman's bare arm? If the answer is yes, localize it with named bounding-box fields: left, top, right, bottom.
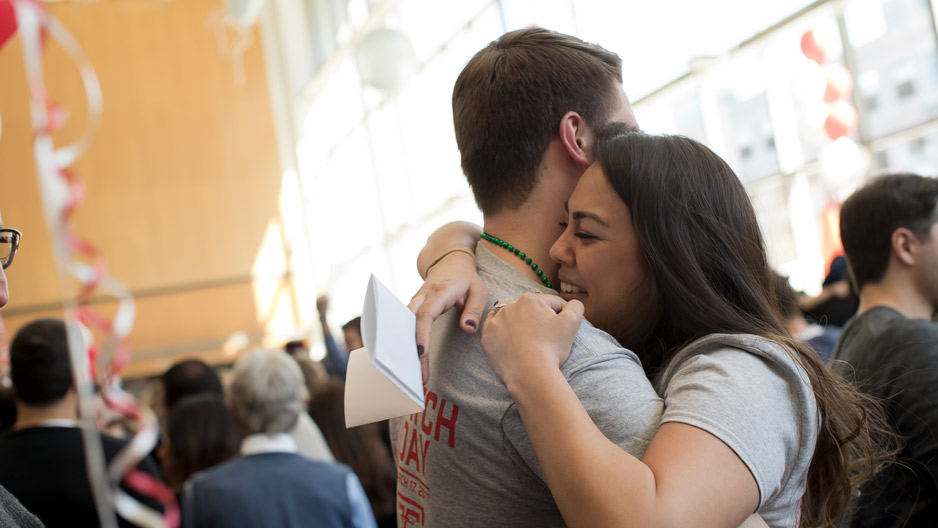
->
left=415, top=221, right=481, bottom=279
left=481, top=294, right=760, bottom=528
left=409, top=221, right=488, bottom=383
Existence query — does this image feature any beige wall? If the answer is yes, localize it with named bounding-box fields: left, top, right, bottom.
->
left=0, top=0, right=299, bottom=378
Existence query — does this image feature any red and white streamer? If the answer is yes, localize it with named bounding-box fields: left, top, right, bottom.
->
left=5, top=1, right=178, bottom=526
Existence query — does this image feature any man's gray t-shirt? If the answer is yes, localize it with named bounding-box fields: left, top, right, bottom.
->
left=656, top=334, right=818, bottom=528
left=389, top=243, right=662, bottom=528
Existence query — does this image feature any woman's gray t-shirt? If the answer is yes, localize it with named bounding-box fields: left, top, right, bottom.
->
left=656, top=334, right=819, bottom=528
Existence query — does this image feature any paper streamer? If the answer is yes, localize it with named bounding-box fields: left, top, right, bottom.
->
left=7, top=1, right=179, bottom=526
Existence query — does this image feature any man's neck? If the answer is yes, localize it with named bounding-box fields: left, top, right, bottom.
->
left=481, top=147, right=581, bottom=290
left=483, top=207, right=562, bottom=290
left=858, top=279, right=935, bottom=320
left=14, top=395, right=78, bottom=430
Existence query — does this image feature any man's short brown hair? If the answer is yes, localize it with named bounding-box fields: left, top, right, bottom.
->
left=453, top=28, right=624, bottom=214
left=840, top=173, right=938, bottom=290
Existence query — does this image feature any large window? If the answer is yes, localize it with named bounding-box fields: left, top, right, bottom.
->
left=271, top=0, right=938, bottom=335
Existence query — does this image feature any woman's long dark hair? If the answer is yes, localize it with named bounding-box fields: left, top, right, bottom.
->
left=594, top=132, right=896, bottom=528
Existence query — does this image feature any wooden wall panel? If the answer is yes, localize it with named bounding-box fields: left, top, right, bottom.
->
left=0, top=0, right=293, bottom=378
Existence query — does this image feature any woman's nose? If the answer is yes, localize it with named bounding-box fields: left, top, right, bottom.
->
left=549, top=231, right=573, bottom=266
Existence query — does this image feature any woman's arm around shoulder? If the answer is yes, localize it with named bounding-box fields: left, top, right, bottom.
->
left=481, top=295, right=760, bottom=528
left=410, top=221, right=488, bottom=383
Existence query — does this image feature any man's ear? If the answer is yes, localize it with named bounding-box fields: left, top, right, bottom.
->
left=558, top=111, right=591, bottom=169
left=891, top=228, right=919, bottom=267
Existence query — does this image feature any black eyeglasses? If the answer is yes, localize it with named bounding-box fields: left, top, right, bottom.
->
left=1, top=228, right=21, bottom=270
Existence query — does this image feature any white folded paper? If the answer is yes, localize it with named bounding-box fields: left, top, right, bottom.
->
left=345, top=274, right=425, bottom=427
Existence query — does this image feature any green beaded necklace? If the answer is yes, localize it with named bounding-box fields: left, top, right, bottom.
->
left=480, top=231, right=553, bottom=289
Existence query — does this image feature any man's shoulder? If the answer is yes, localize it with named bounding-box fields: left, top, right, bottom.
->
left=0, top=426, right=80, bottom=451
left=567, top=319, right=644, bottom=370
left=841, top=307, right=938, bottom=352
left=0, top=428, right=40, bottom=458
left=834, top=307, right=938, bottom=380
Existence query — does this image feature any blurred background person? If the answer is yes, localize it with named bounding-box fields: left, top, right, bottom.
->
left=317, top=294, right=355, bottom=380
left=182, top=348, right=375, bottom=528
left=0, top=219, right=45, bottom=528
left=162, top=394, right=238, bottom=497
left=309, top=380, right=396, bottom=528
left=0, top=319, right=164, bottom=527
left=342, top=316, right=364, bottom=352
left=161, top=359, right=225, bottom=412
left=294, top=355, right=329, bottom=399
left=153, top=358, right=228, bottom=468
left=0, top=221, right=19, bottom=309
left=801, top=255, right=859, bottom=328
left=284, top=339, right=330, bottom=389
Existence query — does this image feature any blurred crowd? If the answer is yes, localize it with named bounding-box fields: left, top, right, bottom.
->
left=0, top=242, right=394, bottom=528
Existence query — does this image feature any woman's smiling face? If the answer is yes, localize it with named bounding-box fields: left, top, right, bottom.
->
left=550, top=163, right=647, bottom=334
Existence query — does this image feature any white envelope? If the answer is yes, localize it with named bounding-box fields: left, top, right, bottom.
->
left=344, top=274, right=425, bottom=428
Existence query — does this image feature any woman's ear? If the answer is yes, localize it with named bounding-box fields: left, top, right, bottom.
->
left=558, top=111, right=591, bottom=169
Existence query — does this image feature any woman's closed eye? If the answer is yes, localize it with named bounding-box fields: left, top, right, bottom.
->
left=558, top=221, right=597, bottom=240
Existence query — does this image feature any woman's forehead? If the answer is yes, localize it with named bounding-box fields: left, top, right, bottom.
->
left=571, top=165, right=624, bottom=211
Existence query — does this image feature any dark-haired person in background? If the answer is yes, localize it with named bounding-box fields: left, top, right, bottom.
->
left=0, top=319, right=164, bottom=527
left=833, top=173, right=938, bottom=527
left=162, top=394, right=238, bottom=496
left=161, top=359, right=224, bottom=411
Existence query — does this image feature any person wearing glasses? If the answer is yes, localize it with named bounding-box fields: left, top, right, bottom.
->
left=0, top=214, right=44, bottom=528
left=0, top=221, right=20, bottom=308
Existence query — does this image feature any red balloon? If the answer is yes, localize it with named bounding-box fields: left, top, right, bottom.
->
left=801, top=30, right=827, bottom=64
left=823, top=63, right=854, bottom=102
left=824, top=101, right=859, bottom=140
left=0, top=0, right=17, bottom=53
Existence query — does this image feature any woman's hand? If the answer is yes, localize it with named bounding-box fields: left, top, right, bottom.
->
left=480, top=293, right=584, bottom=389
left=409, top=250, right=488, bottom=384
left=410, top=221, right=486, bottom=384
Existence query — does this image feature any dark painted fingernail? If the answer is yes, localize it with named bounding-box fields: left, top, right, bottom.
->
left=466, top=320, right=476, bottom=329
left=417, top=345, right=425, bottom=357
